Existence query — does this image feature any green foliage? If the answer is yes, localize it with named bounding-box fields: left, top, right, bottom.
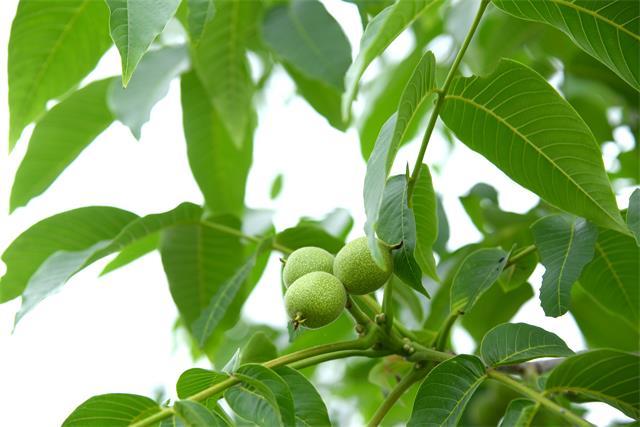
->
left=62, top=394, right=161, bottom=426
left=498, top=398, right=537, bottom=427
left=412, top=164, right=439, bottom=282
left=174, top=400, right=229, bottom=426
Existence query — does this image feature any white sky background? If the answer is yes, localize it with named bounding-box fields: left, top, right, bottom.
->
left=0, top=0, right=633, bottom=425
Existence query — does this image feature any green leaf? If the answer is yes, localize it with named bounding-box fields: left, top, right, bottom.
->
left=275, top=225, right=344, bottom=254
left=450, top=248, right=509, bottom=313
left=409, top=355, right=486, bottom=426
left=10, top=79, right=114, bottom=211
left=105, top=0, right=181, bottom=86
left=628, top=189, right=640, bottom=246
left=181, top=71, right=254, bottom=216
left=186, top=0, right=215, bottom=44
left=62, top=393, right=160, bottom=426
left=377, top=175, right=426, bottom=295
left=0, top=207, right=137, bottom=303
left=440, top=59, right=628, bottom=235
left=498, top=250, right=537, bottom=292
left=240, top=331, right=278, bottom=365
left=531, top=215, right=598, bottom=317
left=262, top=0, right=351, bottom=90
left=192, top=0, right=256, bottom=147
left=498, top=399, right=537, bottom=427
left=580, top=227, right=639, bottom=330
left=100, top=233, right=159, bottom=276
left=342, top=0, right=441, bottom=118
left=480, top=323, right=574, bottom=367
left=300, top=208, right=354, bottom=242
left=273, top=366, right=331, bottom=427
left=434, top=195, right=450, bottom=255
left=492, top=0, right=640, bottom=91
left=413, top=164, right=439, bottom=282
left=176, top=368, right=229, bottom=399
left=8, top=0, right=111, bottom=148
left=174, top=400, right=229, bottom=426
left=545, top=349, right=640, bottom=419
left=108, top=45, right=190, bottom=138
left=270, top=174, right=284, bottom=200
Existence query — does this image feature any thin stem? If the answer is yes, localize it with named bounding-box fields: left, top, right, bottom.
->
left=505, top=244, right=537, bottom=267
left=407, top=0, right=490, bottom=200
left=201, top=220, right=292, bottom=254
left=347, top=296, right=375, bottom=328
left=382, top=280, right=394, bottom=333
left=367, top=367, right=426, bottom=427
left=360, top=294, right=419, bottom=341
left=435, top=311, right=459, bottom=351
left=487, top=370, right=592, bottom=427
left=290, top=349, right=390, bottom=370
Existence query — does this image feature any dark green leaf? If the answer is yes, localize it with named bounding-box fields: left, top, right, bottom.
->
left=413, top=164, right=439, bottom=282
left=628, top=189, right=640, bottom=246
left=186, top=0, right=215, bottom=44
left=546, top=349, right=640, bottom=419
left=10, top=79, right=114, bottom=211
left=62, top=394, right=160, bottom=426
left=498, top=250, right=537, bottom=292
left=531, top=215, right=598, bottom=317
left=240, top=331, right=278, bottom=365
left=176, top=369, right=229, bottom=399
left=480, top=323, right=574, bottom=367
left=460, top=183, right=499, bottom=234
left=440, top=59, right=628, bottom=235
left=409, top=355, right=486, bottom=426
left=270, top=174, right=284, bottom=200
left=275, top=225, right=344, bottom=254
left=105, top=0, right=181, bottom=86
left=174, top=400, right=229, bottom=426
left=8, top=0, right=111, bottom=148
left=498, top=398, right=537, bottom=427
left=434, top=195, right=449, bottom=255
left=274, top=366, right=331, bottom=427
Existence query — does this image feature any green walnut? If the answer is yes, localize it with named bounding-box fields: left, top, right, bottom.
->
left=282, top=246, right=334, bottom=287
left=333, top=237, right=393, bottom=295
left=284, top=271, right=347, bottom=329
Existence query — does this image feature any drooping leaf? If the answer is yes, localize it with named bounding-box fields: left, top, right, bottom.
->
left=493, top=0, right=640, bottom=91
left=409, top=355, right=486, bottom=426
left=628, top=189, right=640, bottom=246
left=274, top=366, right=331, bottom=427
left=240, top=331, right=278, bottom=365
left=275, top=225, right=344, bottom=254
left=480, top=323, right=574, bottom=367
left=108, top=45, right=190, bottom=138
left=342, top=0, right=441, bottom=118
left=0, top=207, right=137, bottom=303
left=181, top=71, right=254, bottom=216
left=62, top=394, right=160, bottom=426
left=8, top=0, right=111, bottom=148
left=10, top=79, right=114, bottom=211
left=531, top=215, right=598, bottom=317
left=440, top=59, right=628, bottom=235
left=377, top=175, right=426, bottom=295
left=498, top=399, right=537, bottom=427
left=176, top=368, right=229, bottom=399
left=262, top=0, right=351, bottom=90
left=413, top=164, right=439, bottom=282
left=105, top=0, right=181, bottom=86
left=450, top=248, right=509, bottom=314
left=174, top=400, right=229, bottom=426
left=545, top=349, right=640, bottom=419
left=186, top=0, right=215, bottom=44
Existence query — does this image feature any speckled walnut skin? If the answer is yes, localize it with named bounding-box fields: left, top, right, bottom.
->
left=333, top=237, right=392, bottom=295
left=284, top=271, right=347, bottom=329
left=283, top=246, right=334, bottom=287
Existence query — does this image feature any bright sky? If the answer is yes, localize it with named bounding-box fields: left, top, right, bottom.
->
left=0, top=0, right=632, bottom=425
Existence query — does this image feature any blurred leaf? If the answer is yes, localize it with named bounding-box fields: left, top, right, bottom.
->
left=612, top=147, right=640, bottom=184
left=480, top=323, right=573, bottom=367
left=105, top=0, right=180, bottom=86
left=460, top=183, right=498, bottom=233
left=62, top=394, right=160, bottom=426
left=186, top=0, right=215, bottom=44
left=10, top=79, right=114, bottom=211
left=441, top=59, right=628, bottom=235
left=109, top=45, right=189, bottom=138
left=0, top=207, right=137, bottom=303
left=8, top=0, right=111, bottom=148
left=413, top=164, right=439, bottom=282
left=493, top=0, right=640, bottom=91
left=392, top=276, right=424, bottom=327
left=409, top=355, right=486, bottom=426
left=498, top=250, right=537, bottom=292
left=262, top=0, right=351, bottom=90
left=270, top=174, right=283, bottom=200
left=433, top=195, right=449, bottom=255
left=174, top=400, right=229, bottom=426
left=181, top=71, right=254, bottom=216
left=628, top=189, right=640, bottom=246
left=274, top=366, right=331, bottom=426
left=275, top=225, right=344, bottom=254
left=298, top=209, right=353, bottom=242
left=177, top=368, right=229, bottom=399
left=545, top=349, right=640, bottom=419
left=531, top=215, right=598, bottom=317
left=368, top=356, right=412, bottom=392
left=498, top=398, right=537, bottom=427
left=100, top=233, right=159, bottom=276
left=240, top=331, right=278, bottom=365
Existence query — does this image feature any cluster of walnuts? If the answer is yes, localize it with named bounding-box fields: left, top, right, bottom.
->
left=283, top=237, right=393, bottom=329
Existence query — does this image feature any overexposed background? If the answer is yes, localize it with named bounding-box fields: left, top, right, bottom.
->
left=0, top=0, right=633, bottom=425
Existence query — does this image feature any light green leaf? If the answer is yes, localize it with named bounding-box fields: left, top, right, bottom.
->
left=62, top=393, right=160, bottom=426
left=100, top=233, right=159, bottom=276
left=270, top=174, right=284, bottom=200
left=628, top=189, right=640, bottom=246
left=498, top=399, right=537, bottom=427
left=108, top=45, right=189, bottom=138
left=240, top=331, right=278, bottom=365
left=174, top=400, right=229, bottom=426
left=274, top=366, right=331, bottom=427
left=181, top=71, right=254, bottom=216
left=450, top=248, right=509, bottom=313
left=186, top=0, right=215, bottom=44
left=299, top=209, right=353, bottom=242
left=105, top=0, right=181, bottom=86
left=493, top=0, right=640, bottom=91
left=531, top=215, right=598, bottom=317
left=440, top=59, right=628, bottom=235
left=262, top=0, right=351, bottom=90
left=8, top=0, right=111, bottom=148
left=480, top=323, right=574, bottom=367
left=0, top=207, right=137, bottom=303
left=545, top=349, right=640, bottom=419
left=342, top=0, right=441, bottom=118
left=413, top=164, right=439, bottom=282
left=176, top=368, right=229, bottom=399
left=409, top=355, right=486, bottom=426
left=10, top=79, right=114, bottom=211
left=275, top=225, right=344, bottom=254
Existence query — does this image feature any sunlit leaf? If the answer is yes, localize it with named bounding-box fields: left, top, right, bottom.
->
left=174, top=400, right=229, bottom=426
left=275, top=225, right=343, bottom=254
left=63, top=394, right=160, bottom=426
left=186, top=0, right=215, bottom=44
left=240, top=331, right=278, bottom=365
left=176, top=368, right=229, bottom=399
left=270, top=174, right=284, bottom=200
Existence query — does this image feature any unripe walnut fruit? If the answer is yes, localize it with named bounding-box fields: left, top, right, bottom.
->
left=282, top=246, right=334, bottom=287
left=284, top=271, right=347, bottom=329
left=333, top=237, right=392, bottom=295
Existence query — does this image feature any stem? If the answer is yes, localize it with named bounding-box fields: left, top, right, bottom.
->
left=201, top=220, right=292, bottom=254
left=290, top=349, right=390, bottom=370
left=367, top=367, right=426, bottom=427
left=487, top=370, right=592, bottom=427
left=407, top=0, right=490, bottom=200
left=505, top=244, right=537, bottom=267
left=435, top=311, right=459, bottom=351
left=382, top=280, right=394, bottom=333
left=360, top=294, right=419, bottom=341
left=347, top=296, right=375, bottom=328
